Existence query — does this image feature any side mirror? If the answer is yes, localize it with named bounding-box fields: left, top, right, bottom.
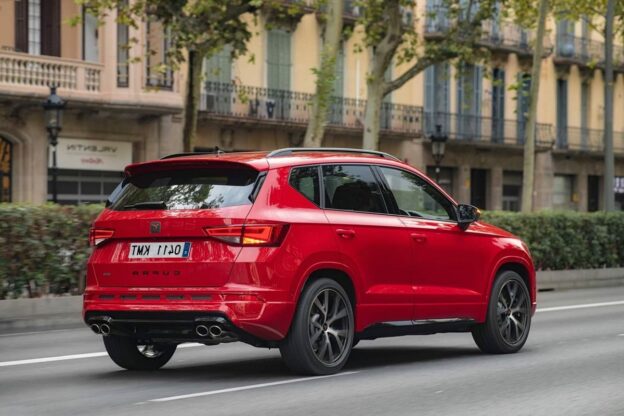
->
left=457, top=204, right=480, bottom=230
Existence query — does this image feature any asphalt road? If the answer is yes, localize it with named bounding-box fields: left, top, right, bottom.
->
left=1, top=286, right=624, bottom=416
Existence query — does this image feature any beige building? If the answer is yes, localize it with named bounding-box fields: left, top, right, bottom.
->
left=1, top=0, right=624, bottom=210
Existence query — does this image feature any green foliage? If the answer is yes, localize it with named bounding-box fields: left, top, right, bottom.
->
left=482, top=211, right=624, bottom=271
left=0, top=204, right=103, bottom=299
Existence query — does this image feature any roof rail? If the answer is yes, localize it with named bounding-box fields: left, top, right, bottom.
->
left=161, top=146, right=224, bottom=160
left=266, top=147, right=400, bottom=162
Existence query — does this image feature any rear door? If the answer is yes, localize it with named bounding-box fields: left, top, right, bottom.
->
left=321, top=164, right=414, bottom=323
left=89, top=163, right=263, bottom=288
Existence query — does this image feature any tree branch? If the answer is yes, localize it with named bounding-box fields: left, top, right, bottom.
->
left=384, top=49, right=458, bottom=95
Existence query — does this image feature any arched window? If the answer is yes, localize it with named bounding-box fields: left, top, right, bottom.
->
left=0, top=137, right=12, bottom=202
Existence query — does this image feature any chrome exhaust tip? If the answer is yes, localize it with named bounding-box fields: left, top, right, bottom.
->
left=209, top=325, right=223, bottom=338
left=90, top=324, right=101, bottom=335
left=195, top=325, right=210, bottom=337
left=100, top=323, right=111, bottom=336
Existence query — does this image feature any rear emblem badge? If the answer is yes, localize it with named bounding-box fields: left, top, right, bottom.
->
left=150, top=222, right=161, bottom=234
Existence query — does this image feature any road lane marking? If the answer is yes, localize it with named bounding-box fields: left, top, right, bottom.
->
left=141, top=371, right=359, bottom=404
left=537, top=300, right=624, bottom=313
left=0, top=343, right=202, bottom=368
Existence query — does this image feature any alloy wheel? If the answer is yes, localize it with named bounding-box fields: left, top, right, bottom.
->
left=496, top=280, right=530, bottom=345
left=308, top=288, right=352, bottom=365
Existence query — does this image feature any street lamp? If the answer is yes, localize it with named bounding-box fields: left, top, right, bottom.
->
left=43, top=86, right=66, bottom=203
left=429, top=124, right=448, bottom=184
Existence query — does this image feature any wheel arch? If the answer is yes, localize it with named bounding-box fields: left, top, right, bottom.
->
left=489, top=258, right=537, bottom=314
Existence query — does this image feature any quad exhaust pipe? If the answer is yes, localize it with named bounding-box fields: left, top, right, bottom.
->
left=90, top=324, right=101, bottom=335
left=195, top=324, right=224, bottom=339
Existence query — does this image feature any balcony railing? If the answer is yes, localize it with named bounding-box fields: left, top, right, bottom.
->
left=555, top=34, right=604, bottom=66
left=556, top=128, right=624, bottom=154
left=0, top=50, right=101, bottom=92
left=424, top=112, right=555, bottom=147
left=424, top=10, right=550, bottom=56
left=200, top=82, right=423, bottom=135
left=480, top=20, right=533, bottom=55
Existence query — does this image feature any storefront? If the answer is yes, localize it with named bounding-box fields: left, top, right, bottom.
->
left=0, top=136, right=11, bottom=202
left=47, top=138, right=132, bottom=204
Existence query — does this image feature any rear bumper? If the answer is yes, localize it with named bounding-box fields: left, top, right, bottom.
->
left=83, top=287, right=295, bottom=342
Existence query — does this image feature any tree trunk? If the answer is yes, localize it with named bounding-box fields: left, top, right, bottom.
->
left=520, top=0, right=548, bottom=213
left=604, top=0, right=616, bottom=211
left=303, top=0, right=344, bottom=148
left=362, top=76, right=384, bottom=150
left=182, top=49, right=205, bottom=153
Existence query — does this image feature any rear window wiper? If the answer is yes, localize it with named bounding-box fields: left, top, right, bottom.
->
left=122, top=201, right=167, bottom=210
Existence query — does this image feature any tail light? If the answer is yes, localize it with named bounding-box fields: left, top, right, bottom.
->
left=204, top=224, right=288, bottom=246
left=89, top=228, right=115, bottom=246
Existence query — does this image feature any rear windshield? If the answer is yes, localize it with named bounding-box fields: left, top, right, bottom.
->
left=109, top=168, right=258, bottom=210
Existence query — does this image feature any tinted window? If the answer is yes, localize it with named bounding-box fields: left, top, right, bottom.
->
left=379, top=167, right=455, bottom=221
left=289, top=166, right=320, bottom=205
left=322, top=165, right=387, bottom=214
left=109, top=168, right=258, bottom=210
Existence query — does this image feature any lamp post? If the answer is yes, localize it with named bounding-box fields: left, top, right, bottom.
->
left=43, top=86, right=66, bottom=203
left=429, top=124, right=448, bottom=184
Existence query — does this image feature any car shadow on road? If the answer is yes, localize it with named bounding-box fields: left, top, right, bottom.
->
left=91, top=344, right=481, bottom=383
left=345, top=345, right=480, bottom=371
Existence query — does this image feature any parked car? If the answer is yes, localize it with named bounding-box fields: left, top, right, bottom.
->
left=84, top=148, right=536, bottom=375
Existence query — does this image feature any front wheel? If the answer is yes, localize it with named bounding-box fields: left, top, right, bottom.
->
left=280, top=278, right=354, bottom=375
left=472, top=270, right=532, bottom=354
left=103, top=335, right=177, bottom=370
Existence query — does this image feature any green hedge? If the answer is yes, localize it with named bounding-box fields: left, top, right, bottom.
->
left=1, top=205, right=624, bottom=299
left=482, top=211, right=624, bottom=271
left=0, top=204, right=103, bottom=299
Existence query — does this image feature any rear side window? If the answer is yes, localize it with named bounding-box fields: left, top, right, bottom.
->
left=109, top=168, right=258, bottom=210
left=322, top=165, right=387, bottom=214
left=289, top=166, right=320, bottom=206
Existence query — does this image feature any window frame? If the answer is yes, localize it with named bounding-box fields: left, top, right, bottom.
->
left=319, top=163, right=390, bottom=215
left=373, top=165, right=458, bottom=222
left=288, top=165, right=322, bottom=207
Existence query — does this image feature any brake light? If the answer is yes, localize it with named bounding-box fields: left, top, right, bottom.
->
left=204, top=224, right=288, bottom=246
left=89, top=228, right=115, bottom=246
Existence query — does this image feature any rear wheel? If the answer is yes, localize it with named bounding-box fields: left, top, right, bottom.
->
left=103, top=335, right=177, bottom=370
left=472, top=270, right=531, bottom=354
left=280, top=278, right=354, bottom=375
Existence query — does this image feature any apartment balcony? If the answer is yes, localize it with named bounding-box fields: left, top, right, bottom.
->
left=424, top=12, right=550, bottom=57
left=554, top=34, right=604, bottom=68
left=199, top=82, right=423, bottom=137
left=0, top=49, right=182, bottom=115
left=424, top=112, right=555, bottom=148
left=0, top=49, right=102, bottom=97
left=556, top=127, right=624, bottom=155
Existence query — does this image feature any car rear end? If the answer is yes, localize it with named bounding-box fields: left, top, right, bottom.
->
left=83, top=155, right=291, bottom=347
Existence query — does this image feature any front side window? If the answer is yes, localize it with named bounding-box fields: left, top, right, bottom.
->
left=289, top=166, right=320, bottom=206
left=109, top=168, right=258, bottom=210
left=322, top=165, right=387, bottom=214
left=379, top=167, right=455, bottom=221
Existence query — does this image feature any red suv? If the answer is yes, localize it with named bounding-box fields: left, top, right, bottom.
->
left=84, top=148, right=536, bottom=375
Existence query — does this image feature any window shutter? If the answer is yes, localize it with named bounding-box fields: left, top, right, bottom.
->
left=442, top=63, right=450, bottom=113
left=456, top=64, right=464, bottom=116
left=14, top=0, right=29, bottom=53
left=332, top=45, right=345, bottom=97
left=41, top=0, right=61, bottom=56
left=424, top=66, right=434, bottom=114
left=267, top=31, right=279, bottom=90
left=475, top=66, right=482, bottom=117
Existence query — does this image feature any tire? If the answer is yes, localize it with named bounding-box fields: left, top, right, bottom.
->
left=103, top=335, right=177, bottom=371
left=472, top=270, right=532, bottom=354
left=280, top=278, right=355, bottom=375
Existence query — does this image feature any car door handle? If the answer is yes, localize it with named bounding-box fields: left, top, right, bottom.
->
left=410, top=233, right=427, bottom=243
left=336, top=229, right=356, bottom=239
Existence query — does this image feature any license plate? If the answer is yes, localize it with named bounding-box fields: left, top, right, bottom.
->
left=128, top=242, right=191, bottom=259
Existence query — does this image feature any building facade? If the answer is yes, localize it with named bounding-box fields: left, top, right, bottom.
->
left=0, top=0, right=184, bottom=204
left=1, top=0, right=624, bottom=210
